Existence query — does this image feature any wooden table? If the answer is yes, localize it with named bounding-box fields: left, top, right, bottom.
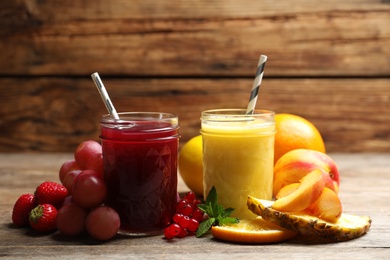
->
left=1, top=153, right=389, bottom=259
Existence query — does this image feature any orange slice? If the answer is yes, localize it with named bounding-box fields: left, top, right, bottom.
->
left=211, top=217, right=297, bottom=244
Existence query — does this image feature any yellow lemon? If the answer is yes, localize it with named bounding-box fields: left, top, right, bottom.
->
left=178, top=135, right=203, bottom=197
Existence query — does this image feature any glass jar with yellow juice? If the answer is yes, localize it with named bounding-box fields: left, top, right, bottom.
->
left=201, top=109, right=275, bottom=219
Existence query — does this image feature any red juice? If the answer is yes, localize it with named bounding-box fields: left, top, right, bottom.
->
left=100, top=112, right=179, bottom=236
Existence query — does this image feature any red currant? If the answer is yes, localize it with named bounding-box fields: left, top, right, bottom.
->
left=192, top=207, right=204, bottom=222
left=177, top=227, right=188, bottom=238
left=193, top=199, right=202, bottom=207
left=179, top=216, right=191, bottom=228
left=164, top=192, right=204, bottom=240
left=184, top=191, right=196, bottom=203
left=173, top=213, right=184, bottom=224
left=177, top=201, right=193, bottom=216
left=169, top=223, right=181, bottom=236
left=187, top=218, right=199, bottom=232
left=164, top=226, right=175, bottom=239
left=164, top=223, right=181, bottom=239
left=176, top=200, right=187, bottom=212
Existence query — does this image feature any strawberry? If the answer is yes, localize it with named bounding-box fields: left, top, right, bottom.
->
left=29, top=204, right=58, bottom=232
left=35, top=181, right=68, bottom=207
left=12, top=194, right=36, bottom=227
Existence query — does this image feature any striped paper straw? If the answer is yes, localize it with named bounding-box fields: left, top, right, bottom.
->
left=91, top=72, right=120, bottom=120
left=246, top=55, right=267, bottom=115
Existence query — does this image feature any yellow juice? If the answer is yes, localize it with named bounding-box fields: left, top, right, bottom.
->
left=201, top=109, right=275, bottom=219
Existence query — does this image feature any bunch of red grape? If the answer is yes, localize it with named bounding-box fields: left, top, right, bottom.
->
left=56, top=140, right=120, bottom=241
left=11, top=140, right=120, bottom=241
left=13, top=139, right=205, bottom=241
left=164, top=191, right=204, bottom=239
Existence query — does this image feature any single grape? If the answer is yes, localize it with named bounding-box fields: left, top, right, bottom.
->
left=74, top=140, right=102, bottom=170
left=59, top=159, right=80, bottom=183
left=85, top=206, right=120, bottom=241
left=84, top=152, right=103, bottom=179
left=62, top=169, right=82, bottom=195
left=60, top=195, right=74, bottom=207
left=56, top=202, right=88, bottom=236
left=74, top=169, right=100, bottom=182
left=73, top=170, right=107, bottom=209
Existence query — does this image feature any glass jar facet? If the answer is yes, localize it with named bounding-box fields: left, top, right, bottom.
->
left=101, top=112, right=179, bottom=236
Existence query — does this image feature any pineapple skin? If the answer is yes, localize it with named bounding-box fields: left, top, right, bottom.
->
left=247, top=196, right=372, bottom=242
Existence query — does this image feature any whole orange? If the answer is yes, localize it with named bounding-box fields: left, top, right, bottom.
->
left=274, top=113, right=326, bottom=164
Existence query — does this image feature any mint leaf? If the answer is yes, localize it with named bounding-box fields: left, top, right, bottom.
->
left=218, top=217, right=239, bottom=226
left=196, top=186, right=239, bottom=238
left=196, top=204, right=209, bottom=213
left=197, top=202, right=213, bottom=217
left=205, top=186, right=217, bottom=205
left=213, top=203, right=225, bottom=217
left=221, top=207, right=235, bottom=218
left=196, top=217, right=215, bottom=237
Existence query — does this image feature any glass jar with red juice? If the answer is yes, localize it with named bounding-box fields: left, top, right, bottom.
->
left=100, top=112, right=179, bottom=236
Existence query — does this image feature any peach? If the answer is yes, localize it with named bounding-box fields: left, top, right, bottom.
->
left=275, top=183, right=299, bottom=200
left=272, top=169, right=325, bottom=212
left=273, top=149, right=339, bottom=197
left=305, top=187, right=342, bottom=222
left=275, top=175, right=336, bottom=199
left=321, top=169, right=339, bottom=194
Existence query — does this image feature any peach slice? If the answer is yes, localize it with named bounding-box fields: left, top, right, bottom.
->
left=321, top=170, right=339, bottom=194
left=275, top=183, right=299, bottom=200
left=273, top=149, right=339, bottom=197
left=272, top=169, right=325, bottom=212
left=305, top=187, right=342, bottom=223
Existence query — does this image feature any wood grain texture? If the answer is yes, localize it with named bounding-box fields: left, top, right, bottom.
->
left=1, top=77, right=389, bottom=152
left=0, top=153, right=389, bottom=259
left=1, top=0, right=390, bottom=76
left=0, top=0, right=389, bottom=152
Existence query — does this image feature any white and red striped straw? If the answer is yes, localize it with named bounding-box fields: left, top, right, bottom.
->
left=91, top=72, right=120, bottom=120
left=246, top=55, right=267, bottom=115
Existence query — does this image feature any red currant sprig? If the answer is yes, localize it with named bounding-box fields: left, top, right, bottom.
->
left=164, top=191, right=204, bottom=239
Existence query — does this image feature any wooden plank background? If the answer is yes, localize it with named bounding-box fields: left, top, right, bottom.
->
left=0, top=0, right=389, bottom=152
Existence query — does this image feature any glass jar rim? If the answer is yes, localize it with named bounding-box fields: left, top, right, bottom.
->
left=101, top=112, right=178, bottom=123
left=201, top=109, right=274, bottom=125
left=201, top=109, right=274, bottom=117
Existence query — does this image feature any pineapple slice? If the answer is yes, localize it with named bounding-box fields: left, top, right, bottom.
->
left=247, top=196, right=371, bottom=242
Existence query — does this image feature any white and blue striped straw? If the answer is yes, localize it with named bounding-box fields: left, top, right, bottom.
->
left=246, top=55, right=267, bottom=115
left=91, top=72, right=120, bottom=120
